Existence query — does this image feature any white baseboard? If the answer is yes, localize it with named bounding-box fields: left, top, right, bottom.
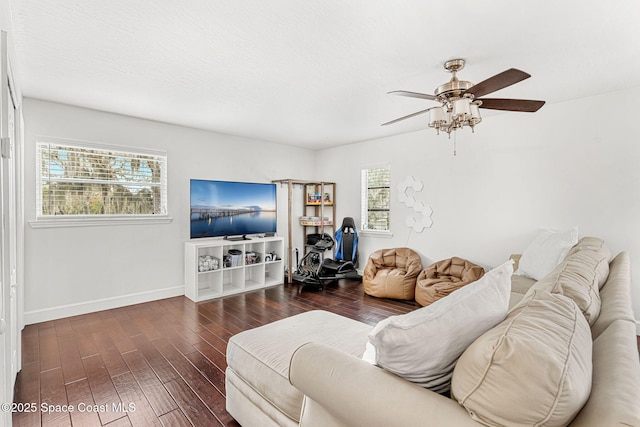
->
left=24, top=285, right=184, bottom=325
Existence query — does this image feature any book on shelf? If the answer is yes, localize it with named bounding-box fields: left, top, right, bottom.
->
left=299, top=215, right=332, bottom=226
left=307, top=192, right=333, bottom=205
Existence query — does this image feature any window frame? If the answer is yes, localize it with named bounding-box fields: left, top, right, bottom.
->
left=360, top=164, right=392, bottom=237
left=32, top=137, right=171, bottom=228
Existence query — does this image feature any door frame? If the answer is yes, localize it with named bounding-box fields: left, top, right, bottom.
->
left=0, top=29, right=24, bottom=425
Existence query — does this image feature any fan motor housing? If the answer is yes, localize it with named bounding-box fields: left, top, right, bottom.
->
left=435, top=79, right=474, bottom=100
left=436, top=58, right=474, bottom=100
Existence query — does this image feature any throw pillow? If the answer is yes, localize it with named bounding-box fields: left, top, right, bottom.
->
left=361, top=260, right=513, bottom=394
left=451, top=290, right=592, bottom=427
left=516, top=226, right=579, bottom=280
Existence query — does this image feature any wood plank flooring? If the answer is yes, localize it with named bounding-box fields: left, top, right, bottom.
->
left=12, top=280, right=419, bottom=426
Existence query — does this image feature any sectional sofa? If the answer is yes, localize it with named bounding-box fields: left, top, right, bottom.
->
left=226, top=237, right=640, bottom=426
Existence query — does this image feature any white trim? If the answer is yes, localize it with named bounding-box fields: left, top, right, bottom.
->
left=29, top=215, right=172, bottom=228
left=23, top=285, right=184, bottom=325
left=34, top=135, right=167, bottom=158
left=636, top=320, right=640, bottom=336
left=359, top=230, right=394, bottom=239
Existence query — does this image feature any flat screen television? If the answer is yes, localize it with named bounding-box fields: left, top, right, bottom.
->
left=190, top=179, right=277, bottom=240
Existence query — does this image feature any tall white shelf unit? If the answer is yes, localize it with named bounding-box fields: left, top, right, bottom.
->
left=185, top=236, right=285, bottom=302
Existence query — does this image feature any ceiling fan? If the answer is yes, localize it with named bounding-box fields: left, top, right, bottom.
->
left=383, top=59, right=545, bottom=136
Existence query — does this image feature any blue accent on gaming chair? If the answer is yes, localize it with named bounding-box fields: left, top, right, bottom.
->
left=334, top=217, right=359, bottom=266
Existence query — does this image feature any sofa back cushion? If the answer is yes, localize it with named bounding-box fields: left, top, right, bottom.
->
left=451, top=290, right=592, bottom=427
left=566, top=236, right=611, bottom=264
left=532, top=237, right=610, bottom=325
left=566, top=237, right=611, bottom=290
left=362, top=261, right=513, bottom=394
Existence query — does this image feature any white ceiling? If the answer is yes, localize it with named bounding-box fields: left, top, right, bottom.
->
left=9, top=1, right=640, bottom=150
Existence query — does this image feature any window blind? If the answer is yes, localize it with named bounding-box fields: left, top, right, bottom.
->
left=361, top=165, right=390, bottom=231
left=37, top=141, right=168, bottom=217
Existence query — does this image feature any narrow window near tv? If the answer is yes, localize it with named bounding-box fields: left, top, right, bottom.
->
left=190, top=180, right=277, bottom=240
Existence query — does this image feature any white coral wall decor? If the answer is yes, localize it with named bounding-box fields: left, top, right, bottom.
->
left=397, top=176, right=433, bottom=232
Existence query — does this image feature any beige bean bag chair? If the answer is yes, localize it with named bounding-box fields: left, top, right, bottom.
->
left=363, top=248, right=423, bottom=300
left=415, top=257, right=485, bottom=307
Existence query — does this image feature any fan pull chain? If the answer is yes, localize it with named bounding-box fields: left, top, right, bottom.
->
left=453, top=131, right=457, bottom=156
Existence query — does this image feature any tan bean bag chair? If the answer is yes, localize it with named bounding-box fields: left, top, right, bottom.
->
left=363, top=248, right=423, bottom=300
left=415, top=257, right=485, bottom=307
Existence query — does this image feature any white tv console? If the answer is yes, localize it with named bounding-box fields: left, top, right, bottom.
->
left=184, top=236, right=285, bottom=302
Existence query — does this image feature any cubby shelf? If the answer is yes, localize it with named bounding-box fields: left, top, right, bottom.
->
left=184, top=236, right=285, bottom=302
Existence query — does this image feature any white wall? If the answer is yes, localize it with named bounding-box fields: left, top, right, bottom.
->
left=318, top=86, right=640, bottom=327
left=22, top=98, right=317, bottom=323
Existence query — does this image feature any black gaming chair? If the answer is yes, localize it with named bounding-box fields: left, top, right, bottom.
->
left=318, top=217, right=361, bottom=281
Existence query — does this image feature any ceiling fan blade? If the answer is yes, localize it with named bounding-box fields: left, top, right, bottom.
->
left=478, top=98, right=545, bottom=112
left=388, top=90, right=437, bottom=100
left=382, top=107, right=433, bottom=126
left=465, top=69, right=531, bottom=98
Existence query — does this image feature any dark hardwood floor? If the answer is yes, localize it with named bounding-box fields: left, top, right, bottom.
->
left=12, top=280, right=420, bottom=426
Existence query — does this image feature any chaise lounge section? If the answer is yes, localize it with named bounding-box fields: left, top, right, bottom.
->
left=225, top=310, right=372, bottom=427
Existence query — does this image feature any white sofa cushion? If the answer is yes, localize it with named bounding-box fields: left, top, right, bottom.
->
left=516, top=227, right=578, bottom=280
left=362, top=260, right=513, bottom=393
left=452, top=289, right=592, bottom=427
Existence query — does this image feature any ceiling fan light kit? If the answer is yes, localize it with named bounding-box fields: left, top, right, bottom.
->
left=384, top=59, right=545, bottom=138
left=429, top=98, right=482, bottom=137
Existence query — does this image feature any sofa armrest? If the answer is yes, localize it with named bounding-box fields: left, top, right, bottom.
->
left=289, top=342, right=481, bottom=427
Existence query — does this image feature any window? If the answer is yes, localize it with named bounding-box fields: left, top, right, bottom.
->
left=36, top=139, right=168, bottom=222
left=361, top=165, right=391, bottom=232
